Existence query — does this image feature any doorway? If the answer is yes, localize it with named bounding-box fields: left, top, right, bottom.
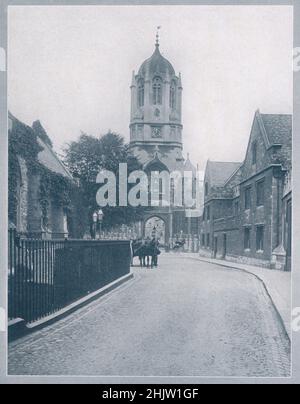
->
left=214, top=236, right=218, bottom=258
left=145, top=216, right=166, bottom=244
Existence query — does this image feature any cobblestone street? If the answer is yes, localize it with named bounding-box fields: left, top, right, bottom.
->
left=8, top=254, right=290, bottom=377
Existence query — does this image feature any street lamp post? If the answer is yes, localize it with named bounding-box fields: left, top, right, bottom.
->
left=97, top=209, right=104, bottom=239
left=92, top=212, right=98, bottom=240
left=92, top=209, right=104, bottom=239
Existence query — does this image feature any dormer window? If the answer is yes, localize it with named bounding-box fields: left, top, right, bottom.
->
left=153, top=77, right=162, bottom=105
left=138, top=79, right=144, bottom=107
left=170, top=81, right=176, bottom=109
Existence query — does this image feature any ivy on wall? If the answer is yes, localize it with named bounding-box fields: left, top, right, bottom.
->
left=8, top=118, right=42, bottom=224
left=8, top=151, right=21, bottom=225
left=39, top=168, right=73, bottom=226
left=8, top=117, right=74, bottom=227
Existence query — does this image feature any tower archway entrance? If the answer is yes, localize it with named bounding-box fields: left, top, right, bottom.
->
left=144, top=216, right=166, bottom=244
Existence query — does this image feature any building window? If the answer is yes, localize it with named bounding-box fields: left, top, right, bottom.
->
left=153, top=77, right=162, bottom=105
left=138, top=79, right=144, bottom=107
left=207, top=205, right=210, bottom=220
left=244, top=227, right=251, bottom=250
left=244, top=186, right=251, bottom=210
left=256, top=225, right=264, bottom=251
left=252, top=141, right=257, bottom=165
left=256, top=179, right=265, bottom=207
left=192, top=177, right=197, bottom=199
left=202, top=233, right=205, bottom=247
left=205, top=182, right=208, bottom=196
left=234, top=200, right=239, bottom=216
left=170, top=178, right=175, bottom=205
left=170, top=81, right=176, bottom=109
left=206, top=234, right=210, bottom=248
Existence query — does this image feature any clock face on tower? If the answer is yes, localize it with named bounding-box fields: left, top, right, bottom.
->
left=151, top=126, right=162, bottom=138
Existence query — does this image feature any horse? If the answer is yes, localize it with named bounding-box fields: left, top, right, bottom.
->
left=131, top=239, right=161, bottom=268
left=131, top=239, right=152, bottom=267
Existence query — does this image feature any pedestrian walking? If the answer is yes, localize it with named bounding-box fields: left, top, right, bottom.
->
left=144, top=237, right=151, bottom=268
left=150, top=238, right=161, bottom=268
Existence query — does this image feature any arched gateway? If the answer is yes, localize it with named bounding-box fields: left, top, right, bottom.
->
left=144, top=216, right=166, bottom=244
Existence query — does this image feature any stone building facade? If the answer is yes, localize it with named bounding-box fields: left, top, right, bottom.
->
left=8, top=112, right=76, bottom=239
left=200, top=110, right=292, bottom=271
left=281, top=169, right=292, bottom=271
left=129, top=36, right=202, bottom=244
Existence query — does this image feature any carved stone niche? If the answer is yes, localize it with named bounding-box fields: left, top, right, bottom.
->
left=131, top=125, right=136, bottom=138
left=170, top=126, right=176, bottom=137
left=169, top=110, right=179, bottom=122
left=133, top=108, right=144, bottom=120
left=137, top=125, right=143, bottom=136
left=154, top=108, right=160, bottom=119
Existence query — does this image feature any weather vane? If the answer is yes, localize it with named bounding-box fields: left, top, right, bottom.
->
left=156, top=26, right=161, bottom=46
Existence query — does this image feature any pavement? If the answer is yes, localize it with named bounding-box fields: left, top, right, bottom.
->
left=8, top=254, right=291, bottom=377
left=179, top=253, right=291, bottom=339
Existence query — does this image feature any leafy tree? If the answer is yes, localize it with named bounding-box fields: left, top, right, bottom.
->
left=63, top=131, right=145, bottom=233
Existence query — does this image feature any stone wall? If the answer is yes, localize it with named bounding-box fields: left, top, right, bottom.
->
left=27, top=173, right=42, bottom=233
left=50, top=202, right=66, bottom=237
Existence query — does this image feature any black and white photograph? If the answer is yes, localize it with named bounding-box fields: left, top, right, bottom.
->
left=1, top=0, right=300, bottom=385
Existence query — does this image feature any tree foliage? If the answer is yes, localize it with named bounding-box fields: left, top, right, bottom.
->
left=63, top=131, right=145, bottom=230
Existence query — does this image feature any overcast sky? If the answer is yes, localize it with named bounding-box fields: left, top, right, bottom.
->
left=8, top=5, right=293, bottom=169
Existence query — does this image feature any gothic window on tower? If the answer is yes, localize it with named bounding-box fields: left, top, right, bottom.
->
left=138, top=79, right=144, bottom=107
left=170, top=81, right=176, bottom=109
left=153, top=77, right=162, bottom=105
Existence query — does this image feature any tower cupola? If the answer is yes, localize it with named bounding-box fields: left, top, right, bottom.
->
left=129, top=33, right=184, bottom=172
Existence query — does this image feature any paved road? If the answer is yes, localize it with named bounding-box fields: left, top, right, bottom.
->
left=8, top=255, right=290, bottom=377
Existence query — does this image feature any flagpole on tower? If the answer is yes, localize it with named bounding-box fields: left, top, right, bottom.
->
left=156, top=26, right=161, bottom=47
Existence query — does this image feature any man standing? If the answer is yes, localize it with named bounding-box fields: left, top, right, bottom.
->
left=150, top=238, right=161, bottom=268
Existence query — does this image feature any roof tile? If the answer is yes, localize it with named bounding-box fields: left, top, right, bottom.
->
left=261, top=114, right=292, bottom=145
left=207, top=161, right=242, bottom=186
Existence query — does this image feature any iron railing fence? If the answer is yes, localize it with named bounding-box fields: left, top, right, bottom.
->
left=8, top=229, right=131, bottom=323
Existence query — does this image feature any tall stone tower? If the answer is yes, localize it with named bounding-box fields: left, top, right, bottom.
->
left=129, top=34, right=184, bottom=171
left=129, top=34, right=200, bottom=243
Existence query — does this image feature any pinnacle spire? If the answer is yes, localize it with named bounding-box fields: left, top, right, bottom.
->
left=130, top=70, right=135, bottom=87
left=178, top=72, right=183, bottom=89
